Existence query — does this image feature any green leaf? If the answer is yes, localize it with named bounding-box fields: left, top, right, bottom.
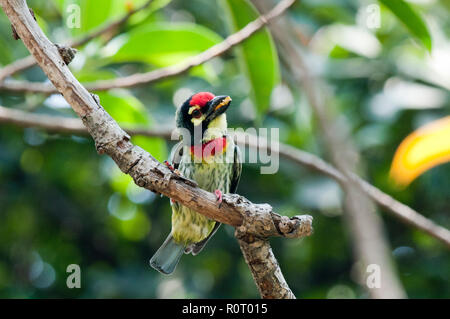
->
left=131, top=135, right=167, bottom=163
left=73, top=69, right=117, bottom=83
left=58, top=0, right=151, bottom=36
left=75, top=0, right=113, bottom=35
left=51, top=0, right=64, bottom=11
left=97, top=91, right=149, bottom=125
left=221, top=0, right=280, bottom=118
left=0, top=20, right=13, bottom=64
left=96, top=91, right=167, bottom=163
left=34, top=13, right=49, bottom=35
left=379, top=0, right=432, bottom=51
left=108, top=0, right=150, bottom=18
left=111, top=22, right=223, bottom=67
left=128, top=0, right=173, bottom=26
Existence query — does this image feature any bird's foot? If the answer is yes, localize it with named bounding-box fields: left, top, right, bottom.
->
left=164, top=160, right=175, bottom=171
left=164, top=160, right=180, bottom=175
left=214, top=189, right=223, bottom=208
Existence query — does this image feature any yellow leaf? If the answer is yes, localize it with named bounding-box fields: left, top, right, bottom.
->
left=390, top=116, right=450, bottom=187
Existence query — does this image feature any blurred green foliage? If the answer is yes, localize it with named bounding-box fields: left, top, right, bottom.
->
left=221, top=0, right=280, bottom=118
left=0, top=0, right=449, bottom=298
left=379, top=0, right=432, bottom=51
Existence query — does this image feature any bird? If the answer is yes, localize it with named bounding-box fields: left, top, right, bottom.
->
left=150, top=92, right=242, bottom=275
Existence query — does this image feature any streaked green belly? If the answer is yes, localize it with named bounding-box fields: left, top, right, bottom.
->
left=171, top=157, right=232, bottom=244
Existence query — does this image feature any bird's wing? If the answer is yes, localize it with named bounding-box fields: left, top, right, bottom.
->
left=169, top=141, right=184, bottom=170
left=230, top=143, right=242, bottom=194
left=168, top=141, right=184, bottom=212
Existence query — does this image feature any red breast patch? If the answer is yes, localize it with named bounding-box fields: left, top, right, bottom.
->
left=190, top=92, right=215, bottom=108
left=190, top=137, right=227, bottom=159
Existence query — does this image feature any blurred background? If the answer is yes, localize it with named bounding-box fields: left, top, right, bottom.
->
left=0, top=0, right=449, bottom=298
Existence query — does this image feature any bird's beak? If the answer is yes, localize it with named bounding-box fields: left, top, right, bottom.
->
left=206, top=95, right=232, bottom=122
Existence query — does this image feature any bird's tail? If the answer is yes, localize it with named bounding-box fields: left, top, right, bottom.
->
left=150, top=233, right=185, bottom=275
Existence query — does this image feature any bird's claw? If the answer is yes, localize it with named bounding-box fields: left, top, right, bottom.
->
left=164, top=160, right=174, bottom=171
left=164, top=160, right=180, bottom=175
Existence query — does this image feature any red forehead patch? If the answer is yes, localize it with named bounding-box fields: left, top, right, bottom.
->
left=190, top=92, right=215, bottom=107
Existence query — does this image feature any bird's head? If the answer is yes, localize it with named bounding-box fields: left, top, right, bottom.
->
left=176, top=92, right=232, bottom=144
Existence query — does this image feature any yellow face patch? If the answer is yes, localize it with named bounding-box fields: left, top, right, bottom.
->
left=189, top=105, right=206, bottom=126
left=188, top=105, right=200, bottom=115
left=191, top=115, right=206, bottom=126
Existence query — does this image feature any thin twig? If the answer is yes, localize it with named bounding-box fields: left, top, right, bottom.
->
left=0, top=104, right=171, bottom=137
left=1, top=105, right=449, bottom=248
left=0, top=0, right=296, bottom=93
left=0, top=55, right=34, bottom=82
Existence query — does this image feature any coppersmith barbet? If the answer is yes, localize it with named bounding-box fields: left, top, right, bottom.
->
left=150, top=92, right=242, bottom=275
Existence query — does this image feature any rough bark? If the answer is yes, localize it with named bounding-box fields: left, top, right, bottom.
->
left=236, top=233, right=296, bottom=299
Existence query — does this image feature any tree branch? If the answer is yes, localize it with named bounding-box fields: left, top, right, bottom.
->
left=0, top=0, right=296, bottom=94
left=1, top=104, right=449, bottom=248
left=0, top=104, right=172, bottom=137
left=0, top=0, right=154, bottom=82
left=236, top=232, right=296, bottom=299
left=0, top=0, right=308, bottom=299
left=0, top=55, right=34, bottom=83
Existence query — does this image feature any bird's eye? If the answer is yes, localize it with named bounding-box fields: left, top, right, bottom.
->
left=192, top=109, right=202, bottom=118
